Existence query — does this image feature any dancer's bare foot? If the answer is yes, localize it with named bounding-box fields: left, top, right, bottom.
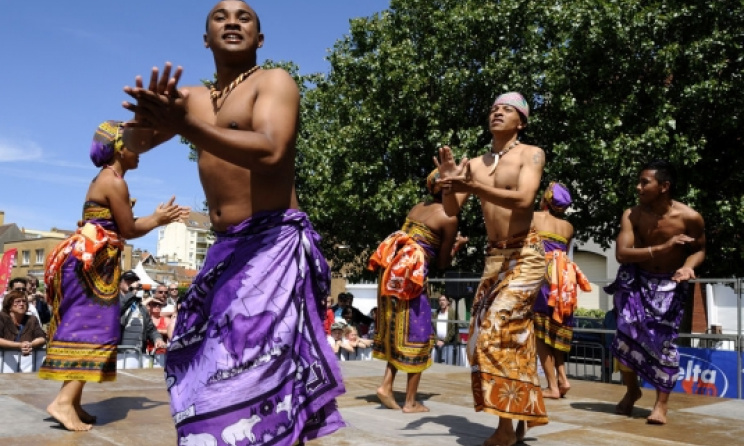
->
left=646, top=402, right=668, bottom=425
left=516, top=421, right=528, bottom=442
left=482, top=430, right=517, bottom=446
left=402, top=401, right=430, bottom=413
left=376, top=389, right=401, bottom=410
left=541, top=387, right=562, bottom=399
left=558, top=382, right=571, bottom=397
left=76, top=406, right=97, bottom=424
left=615, top=388, right=642, bottom=416
left=47, top=402, right=92, bottom=431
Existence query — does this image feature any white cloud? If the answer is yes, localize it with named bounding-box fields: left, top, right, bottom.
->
left=0, top=166, right=91, bottom=185
left=0, top=137, right=43, bottom=162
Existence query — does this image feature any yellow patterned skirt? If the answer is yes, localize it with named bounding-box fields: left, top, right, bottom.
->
left=468, top=230, right=548, bottom=426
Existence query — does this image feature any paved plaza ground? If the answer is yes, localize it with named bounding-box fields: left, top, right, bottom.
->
left=0, top=360, right=742, bottom=445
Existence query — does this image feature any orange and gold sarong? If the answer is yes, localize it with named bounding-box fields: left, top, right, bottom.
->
left=468, top=229, right=549, bottom=426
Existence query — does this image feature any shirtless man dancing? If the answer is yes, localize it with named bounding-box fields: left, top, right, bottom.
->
left=121, top=1, right=345, bottom=444
left=606, top=159, right=705, bottom=425
left=436, top=92, right=547, bottom=446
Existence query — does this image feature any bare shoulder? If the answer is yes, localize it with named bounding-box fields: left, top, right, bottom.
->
left=675, top=200, right=703, bottom=221
left=559, top=218, right=575, bottom=239
left=520, top=143, right=545, bottom=167
left=624, top=206, right=639, bottom=222
left=257, top=68, right=298, bottom=92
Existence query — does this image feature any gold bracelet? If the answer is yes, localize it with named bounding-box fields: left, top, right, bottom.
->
left=648, top=247, right=654, bottom=258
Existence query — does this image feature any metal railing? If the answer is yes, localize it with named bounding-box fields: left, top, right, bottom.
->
left=3, top=276, right=741, bottom=399
left=0, top=345, right=167, bottom=374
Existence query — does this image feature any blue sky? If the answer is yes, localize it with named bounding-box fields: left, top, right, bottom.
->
left=0, top=1, right=389, bottom=254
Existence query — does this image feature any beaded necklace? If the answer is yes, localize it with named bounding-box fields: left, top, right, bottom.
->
left=487, top=140, right=520, bottom=175
left=209, top=65, right=261, bottom=101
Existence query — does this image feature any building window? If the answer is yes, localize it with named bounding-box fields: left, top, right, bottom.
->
left=35, top=249, right=45, bottom=264
left=22, top=250, right=30, bottom=265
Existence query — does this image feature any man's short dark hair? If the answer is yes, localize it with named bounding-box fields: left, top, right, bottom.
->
left=338, top=292, right=351, bottom=301
left=205, top=1, right=261, bottom=33
left=121, top=270, right=140, bottom=283
left=9, top=277, right=28, bottom=288
left=642, top=159, right=677, bottom=196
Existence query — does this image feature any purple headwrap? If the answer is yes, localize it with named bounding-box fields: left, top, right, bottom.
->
left=90, top=120, right=124, bottom=167
left=543, top=181, right=572, bottom=214
left=493, top=92, right=529, bottom=121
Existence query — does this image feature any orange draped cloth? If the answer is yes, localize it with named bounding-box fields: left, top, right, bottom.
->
left=544, top=250, right=591, bottom=324
left=368, top=230, right=427, bottom=301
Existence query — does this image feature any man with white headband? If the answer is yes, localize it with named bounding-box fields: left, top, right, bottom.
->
left=436, top=91, right=547, bottom=446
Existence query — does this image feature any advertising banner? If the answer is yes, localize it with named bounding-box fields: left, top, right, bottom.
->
left=643, top=346, right=741, bottom=398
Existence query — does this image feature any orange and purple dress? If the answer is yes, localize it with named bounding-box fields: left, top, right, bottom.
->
left=39, top=201, right=123, bottom=382
left=368, top=218, right=438, bottom=373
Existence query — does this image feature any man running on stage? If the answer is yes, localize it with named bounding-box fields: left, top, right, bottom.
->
left=436, top=92, right=547, bottom=446
left=122, top=1, right=345, bottom=444
left=607, top=159, right=705, bottom=425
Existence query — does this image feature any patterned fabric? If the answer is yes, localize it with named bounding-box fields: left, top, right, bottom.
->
left=533, top=232, right=588, bottom=350
left=468, top=229, right=548, bottom=426
left=426, top=168, right=442, bottom=196
left=90, top=120, right=124, bottom=167
left=543, top=182, right=572, bottom=215
left=166, top=209, right=345, bottom=446
left=493, top=92, right=529, bottom=119
left=605, top=263, right=688, bottom=393
left=368, top=219, right=441, bottom=301
left=39, top=201, right=123, bottom=382
left=371, top=219, right=439, bottom=373
left=545, top=249, right=591, bottom=324
left=533, top=313, right=573, bottom=352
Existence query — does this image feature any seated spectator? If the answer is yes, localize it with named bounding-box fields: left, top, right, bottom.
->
left=153, top=284, right=170, bottom=308
left=366, top=307, right=378, bottom=339
left=7, top=277, right=42, bottom=324
left=144, top=297, right=168, bottom=352
left=331, top=292, right=351, bottom=319
left=332, top=292, right=373, bottom=329
left=328, top=321, right=346, bottom=354
left=0, top=290, right=47, bottom=355
left=340, top=325, right=373, bottom=353
left=27, top=276, right=51, bottom=328
left=119, top=273, right=165, bottom=354
left=346, top=292, right=373, bottom=332
left=323, top=294, right=335, bottom=335
left=166, top=284, right=180, bottom=306
left=432, top=295, right=457, bottom=363
left=341, top=307, right=354, bottom=328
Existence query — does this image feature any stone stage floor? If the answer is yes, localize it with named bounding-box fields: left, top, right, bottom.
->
left=0, top=360, right=742, bottom=445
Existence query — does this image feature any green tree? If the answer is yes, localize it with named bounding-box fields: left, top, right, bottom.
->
left=295, top=0, right=743, bottom=279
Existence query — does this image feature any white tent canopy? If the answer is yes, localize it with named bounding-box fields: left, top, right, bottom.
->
left=132, top=261, right=158, bottom=287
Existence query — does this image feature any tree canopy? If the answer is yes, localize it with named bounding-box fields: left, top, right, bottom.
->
left=291, top=0, right=743, bottom=279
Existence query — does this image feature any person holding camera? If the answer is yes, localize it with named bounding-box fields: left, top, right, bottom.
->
left=118, top=271, right=166, bottom=354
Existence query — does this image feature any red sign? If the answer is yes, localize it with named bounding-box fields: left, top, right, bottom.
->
left=0, top=248, right=18, bottom=295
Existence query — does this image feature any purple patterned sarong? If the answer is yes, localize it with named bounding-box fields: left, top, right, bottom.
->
left=605, top=263, right=689, bottom=393
left=166, top=209, right=345, bottom=446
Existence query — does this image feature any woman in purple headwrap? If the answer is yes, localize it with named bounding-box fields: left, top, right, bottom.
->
left=39, top=120, right=188, bottom=432
left=531, top=182, right=591, bottom=399
left=368, top=169, right=467, bottom=413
